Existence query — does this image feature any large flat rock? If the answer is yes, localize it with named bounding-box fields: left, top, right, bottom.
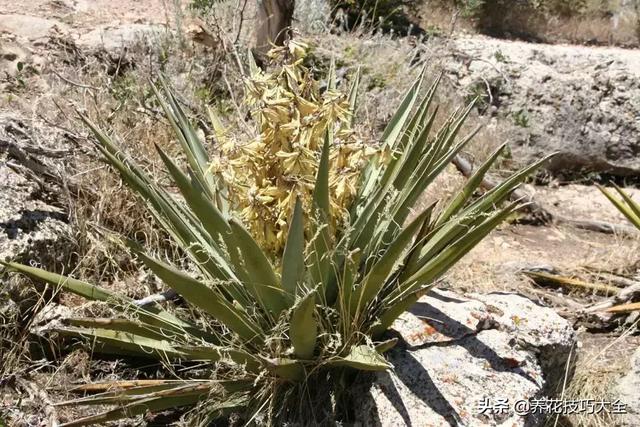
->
left=355, top=290, right=576, bottom=426
left=534, top=184, right=640, bottom=225
left=76, top=24, right=167, bottom=53
left=616, top=347, right=640, bottom=426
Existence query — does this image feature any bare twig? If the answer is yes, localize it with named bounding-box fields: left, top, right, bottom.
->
left=52, top=70, right=99, bottom=91
left=526, top=287, right=584, bottom=310
left=1, top=138, right=70, bottom=158
left=449, top=8, right=460, bottom=37
left=37, top=113, right=89, bottom=149
left=554, top=216, right=639, bottom=237
left=524, top=271, right=621, bottom=296
left=606, top=302, right=640, bottom=313
left=6, top=161, right=47, bottom=189
left=1, top=138, right=60, bottom=184
left=70, top=379, right=179, bottom=393
left=1, top=129, right=90, bottom=201
left=234, top=0, right=250, bottom=45
left=222, top=65, right=252, bottom=133
left=134, top=289, right=179, bottom=306
left=452, top=154, right=552, bottom=222
left=584, top=282, right=640, bottom=313
left=480, top=77, right=493, bottom=106
left=585, top=270, right=640, bottom=289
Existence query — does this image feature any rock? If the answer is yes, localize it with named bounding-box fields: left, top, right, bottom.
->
left=616, top=347, right=640, bottom=426
left=0, top=40, right=30, bottom=77
left=76, top=24, right=167, bottom=54
left=448, top=36, right=640, bottom=178
left=0, top=14, right=69, bottom=40
left=0, top=114, right=70, bottom=266
left=30, top=302, right=75, bottom=335
left=354, top=290, right=576, bottom=426
left=0, top=171, right=68, bottom=264
left=51, top=0, right=92, bottom=13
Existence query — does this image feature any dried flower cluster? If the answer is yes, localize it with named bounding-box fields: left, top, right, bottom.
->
left=210, top=41, right=377, bottom=255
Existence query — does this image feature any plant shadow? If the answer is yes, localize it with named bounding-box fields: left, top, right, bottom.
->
left=357, top=293, right=543, bottom=426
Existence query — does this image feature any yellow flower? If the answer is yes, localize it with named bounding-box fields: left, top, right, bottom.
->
left=209, top=41, right=379, bottom=256
left=288, top=40, right=309, bottom=59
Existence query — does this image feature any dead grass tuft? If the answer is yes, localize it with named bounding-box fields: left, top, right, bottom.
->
left=558, top=330, right=640, bottom=427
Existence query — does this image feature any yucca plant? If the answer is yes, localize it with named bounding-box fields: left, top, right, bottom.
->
left=598, top=184, right=640, bottom=231
left=1, top=43, right=550, bottom=425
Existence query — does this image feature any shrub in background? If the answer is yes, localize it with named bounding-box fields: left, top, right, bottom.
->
left=331, top=0, right=425, bottom=35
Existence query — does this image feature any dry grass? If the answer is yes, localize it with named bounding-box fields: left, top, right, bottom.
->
left=543, top=14, right=640, bottom=47
left=25, top=28, right=248, bottom=286
left=305, top=29, right=505, bottom=163
left=558, top=329, right=640, bottom=427
left=0, top=11, right=249, bottom=423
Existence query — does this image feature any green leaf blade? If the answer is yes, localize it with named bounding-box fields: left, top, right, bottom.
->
left=290, top=292, right=318, bottom=359
left=229, top=219, right=288, bottom=315
left=327, top=345, right=391, bottom=371
left=281, top=198, right=306, bottom=298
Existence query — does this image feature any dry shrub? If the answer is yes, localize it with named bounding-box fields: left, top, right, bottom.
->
left=0, top=24, right=248, bottom=417
left=545, top=10, right=640, bottom=46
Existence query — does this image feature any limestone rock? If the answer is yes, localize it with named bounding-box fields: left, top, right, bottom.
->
left=354, top=290, right=576, bottom=426
left=0, top=114, right=70, bottom=265
left=77, top=24, right=167, bottom=54
left=534, top=184, right=640, bottom=225
left=0, top=40, right=30, bottom=77
left=616, top=347, right=640, bottom=426
left=0, top=14, right=69, bottom=40
left=448, top=36, right=640, bottom=178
